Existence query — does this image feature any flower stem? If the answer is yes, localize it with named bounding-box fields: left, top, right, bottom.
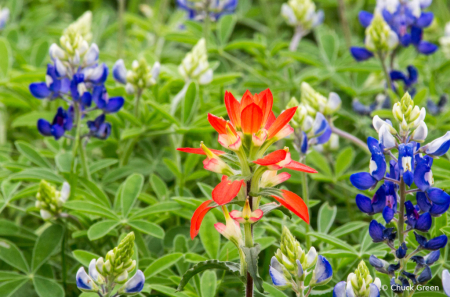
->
left=301, top=171, right=311, bottom=249
left=244, top=221, right=254, bottom=297
left=330, top=125, right=370, bottom=154
left=377, top=51, right=393, bottom=91
left=133, top=89, right=142, bottom=118
left=79, top=140, right=91, bottom=180
left=337, top=0, right=352, bottom=48
left=289, top=27, right=303, bottom=52
left=61, top=222, right=67, bottom=291
left=117, top=0, right=126, bottom=58
left=398, top=178, right=406, bottom=269
left=71, top=103, right=82, bottom=174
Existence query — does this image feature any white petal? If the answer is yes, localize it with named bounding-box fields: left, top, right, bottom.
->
left=84, top=44, right=99, bottom=66
left=281, top=4, right=297, bottom=26
left=443, top=269, right=450, bottom=296
left=151, top=62, right=161, bottom=80
left=379, top=124, right=396, bottom=148
left=326, top=92, right=341, bottom=114
left=198, top=69, right=213, bottom=85
left=59, top=182, right=70, bottom=203
left=40, top=209, right=53, bottom=220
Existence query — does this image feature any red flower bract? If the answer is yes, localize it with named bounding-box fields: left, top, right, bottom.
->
left=272, top=190, right=310, bottom=224
left=177, top=147, right=226, bottom=156
left=190, top=199, right=214, bottom=239
left=212, top=176, right=244, bottom=205
left=254, top=149, right=317, bottom=173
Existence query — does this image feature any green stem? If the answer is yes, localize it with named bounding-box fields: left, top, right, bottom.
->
left=378, top=51, right=393, bottom=91
left=330, top=124, right=369, bottom=154
left=79, top=140, right=91, bottom=180
left=118, top=0, right=126, bottom=58
left=70, top=103, right=82, bottom=174
left=398, top=178, right=406, bottom=269
left=133, top=89, right=142, bottom=118
left=301, top=171, right=311, bottom=249
left=61, top=222, right=67, bottom=291
left=244, top=221, right=254, bottom=297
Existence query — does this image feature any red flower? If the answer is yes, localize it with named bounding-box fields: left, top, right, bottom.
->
left=272, top=190, right=309, bottom=224
left=190, top=176, right=244, bottom=239
left=253, top=148, right=317, bottom=173
left=177, top=147, right=226, bottom=156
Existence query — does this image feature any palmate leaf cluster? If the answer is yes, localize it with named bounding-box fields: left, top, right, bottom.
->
left=0, top=0, right=450, bottom=297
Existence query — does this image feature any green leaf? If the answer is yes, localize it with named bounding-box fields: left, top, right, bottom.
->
left=330, top=221, right=368, bottom=237
left=217, top=15, right=236, bottom=44
left=320, top=249, right=359, bottom=258
left=129, top=201, right=183, bottom=220
left=78, top=178, right=111, bottom=208
left=33, top=276, right=64, bottom=297
left=307, top=151, right=332, bottom=176
left=144, top=253, right=183, bottom=279
left=148, top=285, right=190, bottom=297
left=10, top=168, right=64, bottom=183
left=317, top=202, right=337, bottom=234
left=262, top=282, right=289, bottom=297
left=72, top=250, right=101, bottom=267
left=150, top=174, right=169, bottom=200
left=1, top=180, right=21, bottom=202
left=88, top=159, right=118, bottom=174
left=183, top=81, right=197, bottom=124
left=128, top=220, right=165, bottom=238
left=163, top=158, right=182, bottom=180
left=0, top=279, right=28, bottom=297
left=200, top=270, right=217, bottom=297
left=177, top=260, right=243, bottom=292
left=15, top=141, right=51, bottom=169
left=55, top=152, right=72, bottom=172
left=199, top=212, right=220, bottom=259
left=242, top=244, right=264, bottom=293
left=0, top=239, right=29, bottom=273
left=0, top=37, right=11, bottom=78
left=87, top=220, right=120, bottom=241
left=121, top=174, right=144, bottom=217
left=308, top=232, right=357, bottom=253
left=32, top=225, right=64, bottom=272
left=64, top=201, right=118, bottom=220
left=334, top=146, right=354, bottom=176
left=147, top=100, right=180, bottom=126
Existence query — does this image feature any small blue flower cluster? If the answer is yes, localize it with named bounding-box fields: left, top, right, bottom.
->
left=350, top=94, right=449, bottom=294
left=177, top=0, right=238, bottom=22
left=29, top=37, right=123, bottom=141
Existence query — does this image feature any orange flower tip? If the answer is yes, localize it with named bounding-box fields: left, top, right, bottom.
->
left=177, top=147, right=226, bottom=156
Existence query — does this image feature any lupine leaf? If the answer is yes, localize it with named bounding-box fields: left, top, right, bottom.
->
left=317, top=202, right=337, bottom=234
left=128, top=220, right=165, bottom=238
left=199, top=212, right=220, bottom=259
left=33, top=276, right=64, bottom=297
left=72, top=250, right=101, bottom=267
left=15, top=141, right=51, bottom=168
left=87, top=220, right=120, bottom=241
left=121, top=173, right=144, bottom=217
left=0, top=239, right=29, bottom=273
left=32, top=225, right=64, bottom=272
left=0, top=279, right=28, bottom=297
left=64, top=201, right=118, bottom=220
left=144, top=253, right=184, bottom=279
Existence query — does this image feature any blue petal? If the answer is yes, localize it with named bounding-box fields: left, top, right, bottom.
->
left=444, top=270, right=450, bottom=296
left=390, top=71, right=407, bottom=84
left=350, top=172, right=377, bottom=190
left=370, top=153, right=387, bottom=181
left=417, top=41, right=438, bottom=55
left=382, top=206, right=395, bottom=224
left=301, top=131, right=308, bottom=154
left=105, top=97, right=124, bottom=113
left=414, top=158, right=432, bottom=191
left=313, top=255, right=333, bottom=285
left=407, top=65, right=418, bottom=85
left=76, top=267, right=94, bottom=291
left=369, top=283, right=380, bottom=297
left=81, top=92, right=92, bottom=108
left=396, top=243, right=407, bottom=259
left=113, top=59, right=127, bottom=84
left=425, top=235, right=448, bottom=250
left=381, top=9, right=393, bottom=24
left=269, top=265, right=287, bottom=286
left=416, top=12, right=434, bottom=28
left=356, top=194, right=374, bottom=214
left=416, top=212, right=432, bottom=232
left=400, top=33, right=411, bottom=47
left=411, top=26, right=423, bottom=46
left=37, top=119, right=52, bottom=136
left=427, top=188, right=450, bottom=205
left=29, top=83, right=51, bottom=99
left=124, top=270, right=145, bottom=293
left=333, top=281, right=347, bottom=297
left=51, top=125, right=65, bottom=140
left=92, top=85, right=106, bottom=109
left=430, top=202, right=450, bottom=217
left=296, top=259, right=303, bottom=278
left=350, top=47, right=374, bottom=61
left=96, top=123, right=111, bottom=140
left=358, top=11, right=373, bottom=28
left=369, top=255, right=385, bottom=269
left=417, top=266, right=432, bottom=283
left=369, top=220, right=385, bottom=242
left=425, top=250, right=440, bottom=265
left=404, top=171, right=414, bottom=187
left=316, top=125, right=332, bottom=144
left=414, top=231, right=428, bottom=247
left=372, top=185, right=387, bottom=213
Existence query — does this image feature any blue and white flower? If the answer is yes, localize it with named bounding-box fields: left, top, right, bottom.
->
left=113, top=58, right=161, bottom=95
left=177, top=0, right=238, bottom=22
left=281, top=0, right=324, bottom=34
left=118, top=270, right=145, bottom=295
left=414, top=231, right=448, bottom=250
left=310, top=255, right=333, bottom=286
left=178, top=38, right=213, bottom=85
left=443, top=269, right=450, bottom=296
left=0, top=6, right=10, bottom=30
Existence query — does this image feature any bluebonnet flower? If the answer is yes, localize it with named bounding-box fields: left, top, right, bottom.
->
left=177, top=0, right=237, bottom=22
left=333, top=261, right=381, bottom=297
left=281, top=0, right=324, bottom=35
left=390, top=65, right=418, bottom=96
left=0, top=6, right=9, bottom=30
left=178, top=38, right=213, bottom=85
left=427, top=94, right=448, bottom=116
left=113, top=58, right=160, bottom=95
left=443, top=269, right=450, bottom=296
left=352, top=95, right=391, bottom=116
left=350, top=92, right=449, bottom=291
left=29, top=12, right=123, bottom=141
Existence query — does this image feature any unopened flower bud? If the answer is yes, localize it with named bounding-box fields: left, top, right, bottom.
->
left=179, top=38, right=213, bottom=85
left=365, top=13, right=398, bottom=52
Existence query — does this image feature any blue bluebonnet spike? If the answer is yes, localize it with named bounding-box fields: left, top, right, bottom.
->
left=398, top=143, right=414, bottom=187
left=119, top=270, right=145, bottom=295
left=414, top=231, right=448, bottom=250
left=113, top=59, right=128, bottom=84
left=333, top=281, right=346, bottom=297
left=369, top=220, right=396, bottom=243
left=443, top=270, right=450, bottom=296
left=396, top=242, right=408, bottom=259
left=352, top=99, right=374, bottom=115
left=390, top=65, right=418, bottom=95
left=177, top=0, right=238, bottom=22
left=424, top=132, right=450, bottom=157
left=359, top=11, right=373, bottom=27
left=350, top=47, right=374, bottom=61
left=29, top=64, right=70, bottom=100
left=311, top=255, right=332, bottom=286
left=76, top=267, right=98, bottom=292
left=87, top=114, right=111, bottom=140
left=92, top=85, right=124, bottom=113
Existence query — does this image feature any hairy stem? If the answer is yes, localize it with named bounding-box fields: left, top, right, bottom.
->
left=79, top=140, right=91, bottom=180
left=71, top=103, right=82, bottom=174
left=330, top=125, right=369, bottom=153
left=301, top=171, right=311, bottom=249
left=289, top=27, right=303, bottom=52
left=133, top=89, right=143, bottom=118
left=61, top=222, right=67, bottom=291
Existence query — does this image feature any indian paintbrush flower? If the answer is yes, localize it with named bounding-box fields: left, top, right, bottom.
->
left=350, top=91, right=449, bottom=294
left=35, top=180, right=70, bottom=220
left=270, top=227, right=332, bottom=295
left=178, top=38, right=213, bottom=85
left=76, top=232, right=144, bottom=296
left=177, top=0, right=238, bottom=22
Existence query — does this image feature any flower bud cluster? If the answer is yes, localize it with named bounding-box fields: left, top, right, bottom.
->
left=333, top=261, right=381, bottom=297
left=281, top=0, right=324, bottom=33
left=113, top=58, right=161, bottom=95
left=269, top=227, right=332, bottom=294
left=76, top=232, right=145, bottom=296
left=35, top=180, right=70, bottom=220
left=300, top=82, right=341, bottom=116
left=178, top=38, right=213, bottom=85
left=365, top=13, right=398, bottom=53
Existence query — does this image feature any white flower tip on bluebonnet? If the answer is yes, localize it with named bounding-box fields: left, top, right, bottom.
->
left=115, top=270, right=129, bottom=284
left=295, top=259, right=304, bottom=278
left=411, top=121, right=428, bottom=142
left=96, top=257, right=105, bottom=274
left=302, top=115, right=314, bottom=133
left=424, top=131, right=450, bottom=157
left=346, top=280, right=356, bottom=297
left=375, top=0, right=399, bottom=14
left=325, top=92, right=341, bottom=114
left=281, top=4, right=297, bottom=26
left=333, top=281, right=346, bottom=297
left=54, top=58, right=67, bottom=78
left=40, top=209, right=53, bottom=220
left=83, top=43, right=99, bottom=67
left=305, top=246, right=318, bottom=268
left=119, top=270, right=145, bottom=295
left=49, top=44, right=66, bottom=60
left=125, top=83, right=135, bottom=95
left=151, top=62, right=161, bottom=81
left=84, top=63, right=107, bottom=84
left=369, top=283, right=380, bottom=297
left=443, top=269, right=450, bottom=296
left=88, top=259, right=102, bottom=283
left=113, top=59, right=128, bottom=85
left=373, top=277, right=381, bottom=290
left=411, top=107, right=426, bottom=129
left=199, top=68, right=213, bottom=85
left=0, top=7, right=10, bottom=30
left=311, top=255, right=333, bottom=286
left=379, top=124, right=396, bottom=148
left=313, top=9, right=325, bottom=27
left=76, top=267, right=98, bottom=292
left=59, top=182, right=70, bottom=203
